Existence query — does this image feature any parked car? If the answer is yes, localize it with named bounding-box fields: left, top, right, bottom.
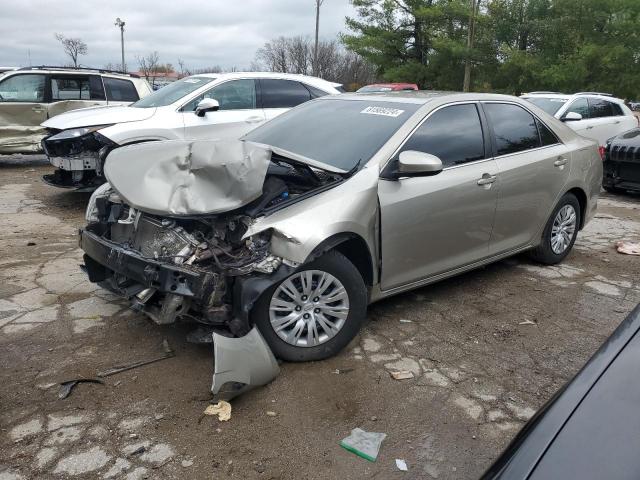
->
left=357, top=83, right=419, bottom=93
left=0, top=66, right=151, bottom=154
left=602, top=128, right=640, bottom=193
left=627, top=100, right=640, bottom=111
left=482, top=303, right=640, bottom=480
left=521, top=92, right=638, bottom=147
left=40, top=72, right=343, bottom=191
left=77, top=92, right=601, bottom=363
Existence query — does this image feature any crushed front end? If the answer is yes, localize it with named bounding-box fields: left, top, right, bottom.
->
left=42, top=126, right=116, bottom=191
left=78, top=139, right=346, bottom=398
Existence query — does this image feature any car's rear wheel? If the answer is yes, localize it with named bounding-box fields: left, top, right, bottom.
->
left=252, top=251, right=367, bottom=362
left=529, top=193, right=581, bottom=265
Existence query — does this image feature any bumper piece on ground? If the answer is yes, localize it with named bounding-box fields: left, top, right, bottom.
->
left=211, top=327, right=280, bottom=401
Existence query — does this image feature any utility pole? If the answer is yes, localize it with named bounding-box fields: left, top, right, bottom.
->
left=115, top=17, right=126, bottom=72
left=463, top=0, right=478, bottom=92
left=313, top=0, right=324, bottom=76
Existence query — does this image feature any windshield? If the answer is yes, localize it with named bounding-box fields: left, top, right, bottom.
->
left=244, top=98, right=420, bottom=171
left=132, top=76, right=216, bottom=108
left=522, top=97, right=567, bottom=115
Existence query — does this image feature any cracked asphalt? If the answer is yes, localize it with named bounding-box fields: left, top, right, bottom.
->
left=1, top=155, right=639, bottom=480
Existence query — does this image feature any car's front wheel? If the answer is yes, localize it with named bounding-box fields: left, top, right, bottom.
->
left=252, top=251, right=367, bottom=362
left=529, top=192, right=581, bottom=265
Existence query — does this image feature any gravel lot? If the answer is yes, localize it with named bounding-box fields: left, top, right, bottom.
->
left=1, top=155, right=639, bottom=480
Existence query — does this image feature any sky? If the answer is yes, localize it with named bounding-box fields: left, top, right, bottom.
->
left=0, top=0, right=357, bottom=71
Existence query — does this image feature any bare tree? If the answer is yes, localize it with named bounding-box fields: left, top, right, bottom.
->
left=253, top=35, right=377, bottom=88
left=177, top=58, right=187, bottom=78
left=55, top=33, right=88, bottom=68
left=137, top=51, right=160, bottom=86
left=190, top=65, right=223, bottom=75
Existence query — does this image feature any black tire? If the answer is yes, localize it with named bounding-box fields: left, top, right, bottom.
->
left=529, top=193, right=581, bottom=265
left=252, top=250, right=367, bottom=362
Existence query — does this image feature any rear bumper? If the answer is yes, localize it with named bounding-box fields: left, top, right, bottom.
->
left=79, top=227, right=216, bottom=300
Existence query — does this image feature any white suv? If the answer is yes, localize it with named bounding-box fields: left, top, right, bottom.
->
left=521, top=92, right=638, bottom=147
left=0, top=67, right=151, bottom=154
left=41, top=72, right=343, bottom=190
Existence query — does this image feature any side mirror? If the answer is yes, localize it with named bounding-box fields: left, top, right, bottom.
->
left=562, top=111, right=583, bottom=122
left=397, top=150, right=443, bottom=176
left=195, top=98, right=220, bottom=117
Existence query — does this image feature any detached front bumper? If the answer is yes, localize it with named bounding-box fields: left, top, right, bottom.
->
left=79, top=227, right=217, bottom=300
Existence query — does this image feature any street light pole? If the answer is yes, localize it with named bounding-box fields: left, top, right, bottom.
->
left=115, top=17, right=126, bottom=72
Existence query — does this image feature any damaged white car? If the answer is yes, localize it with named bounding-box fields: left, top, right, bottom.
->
left=79, top=92, right=602, bottom=397
left=40, top=72, right=342, bottom=191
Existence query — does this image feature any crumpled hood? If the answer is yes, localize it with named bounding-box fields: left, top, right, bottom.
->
left=104, top=139, right=271, bottom=216
left=42, top=105, right=156, bottom=129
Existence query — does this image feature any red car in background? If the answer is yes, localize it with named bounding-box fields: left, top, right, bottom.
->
left=356, top=82, right=419, bottom=93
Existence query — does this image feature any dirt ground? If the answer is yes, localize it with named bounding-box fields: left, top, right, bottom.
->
left=1, top=155, right=639, bottom=480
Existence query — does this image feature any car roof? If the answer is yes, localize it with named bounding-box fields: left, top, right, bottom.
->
left=523, top=92, right=626, bottom=104
left=328, top=91, right=531, bottom=105
left=12, top=66, right=142, bottom=80
left=188, top=71, right=342, bottom=88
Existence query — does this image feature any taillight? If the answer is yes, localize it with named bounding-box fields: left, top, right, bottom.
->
left=598, top=146, right=606, bottom=160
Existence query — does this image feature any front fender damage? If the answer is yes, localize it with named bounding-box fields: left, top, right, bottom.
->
left=212, top=327, right=280, bottom=401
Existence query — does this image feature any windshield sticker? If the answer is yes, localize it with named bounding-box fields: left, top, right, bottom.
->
left=183, top=79, right=202, bottom=83
left=361, top=106, right=405, bottom=117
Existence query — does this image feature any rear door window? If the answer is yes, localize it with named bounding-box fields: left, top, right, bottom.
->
left=0, top=74, right=46, bottom=102
left=484, top=103, right=541, bottom=156
left=260, top=79, right=312, bottom=108
left=103, top=77, right=139, bottom=102
left=50, top=75, right=91, bottom=100
left=564, top=98, right=590, bottom=119
left=396, top=103, right=485, bottom=168
left=610, top=102, right=624, bottom=116
left=589, top=98, right=614, bottom=118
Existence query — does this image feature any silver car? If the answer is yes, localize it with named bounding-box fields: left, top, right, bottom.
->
left=79, top=92, right=602, bottom=364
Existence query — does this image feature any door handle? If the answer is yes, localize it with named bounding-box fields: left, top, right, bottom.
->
left=245, top=116, right=263, bottom=124
left=477, top=174, right=497, bottom=186
left=614, top=120, right=621, bottom=124
left=586, top=126, right=594, bottom=130
left=32, top=107, right=45, bottom=112
left=554, top=158, right=568, bottom=168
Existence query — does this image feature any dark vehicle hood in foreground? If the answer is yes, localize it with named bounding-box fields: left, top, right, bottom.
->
left=483, top=304, right=640, bottom=479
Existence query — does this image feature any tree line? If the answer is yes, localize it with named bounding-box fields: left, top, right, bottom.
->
left=342, top=0, right=640, bottom=98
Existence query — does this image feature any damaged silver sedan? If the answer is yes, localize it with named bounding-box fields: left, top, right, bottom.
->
left=79, top=92, right=602, bottom=394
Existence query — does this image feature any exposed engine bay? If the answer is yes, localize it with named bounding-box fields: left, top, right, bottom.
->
left=81, top=143, right=345, bottom=338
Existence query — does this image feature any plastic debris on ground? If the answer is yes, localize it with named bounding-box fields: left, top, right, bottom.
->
left=390, top=370, right=414, bottom=380
left=340, top=428, right=386, bottom=462
left=396, top=459, right=408, bottom=471
left=616, top=240, right=640, bottom=255
left=204, top=401, right=232, bottom=421
left=519, top=319, right=536, bottom=325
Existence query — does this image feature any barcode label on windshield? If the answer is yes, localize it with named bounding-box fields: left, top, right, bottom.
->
left=360, top=106, right=405, bottom=117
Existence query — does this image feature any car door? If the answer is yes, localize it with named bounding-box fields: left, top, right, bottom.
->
left=180, top=79, right=265, bottom=140
left=561, top=97, right=608, bottom=146
left=0, top=73, right=48, bottom=153
left=586, top=98, right=622, bottom=145
left=47, top=74, right=106, bottom=118
left=259, top=78, right=313, bottom=122
left=378, top=103, right=499, bottom=291
left=484, top=102, right=571, bottom=254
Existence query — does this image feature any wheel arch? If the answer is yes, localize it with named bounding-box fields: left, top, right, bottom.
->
left=305, top=233, right=375, bottom=287
left=565, top=186, right=587, bottom=230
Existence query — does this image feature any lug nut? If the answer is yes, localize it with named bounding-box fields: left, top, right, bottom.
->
left=295, top=306, right=302, bottom=311
left=301, top=295, right=308, bottom=301
left=303, top=313, right=310, bottom=319
left=313, top=297, right=319, bottom=302
left=314, top=308, right=320, bottom=313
